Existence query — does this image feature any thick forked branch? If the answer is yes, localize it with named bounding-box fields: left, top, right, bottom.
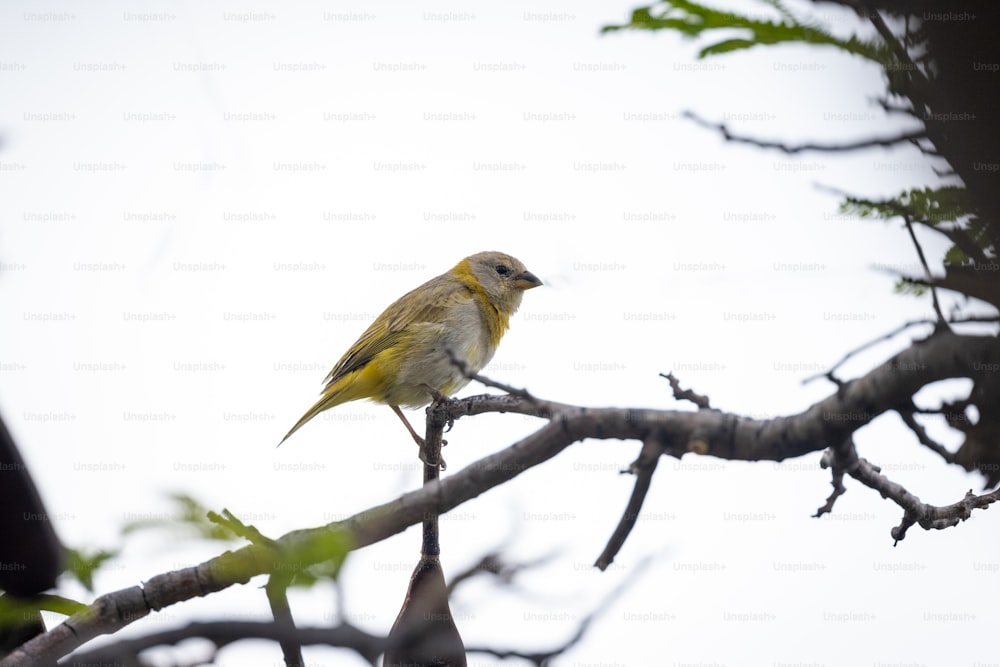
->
left=4, top=331, right=998, bottom=667
left=847, top=457, right=1000, bottom=543
left=816, top=434, right=1000, bottom=544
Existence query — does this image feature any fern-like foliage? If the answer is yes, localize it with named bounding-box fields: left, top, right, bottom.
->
left=602, top=0, right=893, bottom=64
left=838, top=186, right=993, bottom=268
left=604, top=0, right=998, bottom=307
left=122, top=492, right=239, bottom=541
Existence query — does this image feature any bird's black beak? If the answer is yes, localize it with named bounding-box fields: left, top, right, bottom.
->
left=514, top=270, right=542, bottom=290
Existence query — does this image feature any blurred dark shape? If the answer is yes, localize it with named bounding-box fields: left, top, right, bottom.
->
left=0, top=411, right=62, bottom=595
left=383, top=555, right=466, bottom=667
left=952, top=370, right=1000, bottom=488
left=0, top=410, right=63, bottom=655
left=0, top=609, right=45, bottom=660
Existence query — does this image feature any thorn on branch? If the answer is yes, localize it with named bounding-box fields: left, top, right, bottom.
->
left=660, top=372, right=712, bottom=409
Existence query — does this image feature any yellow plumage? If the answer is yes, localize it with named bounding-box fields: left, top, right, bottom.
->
left=280, top=251, right=541, bottom=446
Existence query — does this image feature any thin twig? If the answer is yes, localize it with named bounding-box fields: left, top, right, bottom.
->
left=802, top=314, right=999, bottom=386
left=814, top=432, right=999, bottom=544
left=446, top=550, right=558, bottom=595
left=468, top=371, right=534, bottom=399
left=846, top=458, right=1000, bottom=544
left=897, top=409, right=956, bottom=464
left=466, top=555, right=657, bottom=665
left=422, top=396, right=448, bottom=551
left=446, top=347, right=535, bottom=399
left=266, top=575, right=303, bottom=667
left=900, top=210, right=948, bottom=326
left=595, top=439, right=663, bottom=571
left=802, top=319, right=935, bottom=385
left=875, top=96, right=916, bottom=117
left=66, top=621, right=386, bottom=666
left=864, top=6, right=931, bottom=108
left=660, top=372, right=711, bottom=409
left=814, top=447, right=849, bottom=518
left=683, top=111, right=927, bottom=154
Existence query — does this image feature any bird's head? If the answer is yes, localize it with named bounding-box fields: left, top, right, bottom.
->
left=458, top=251, right=541, bottom=315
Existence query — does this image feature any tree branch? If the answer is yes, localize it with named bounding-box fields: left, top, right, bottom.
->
left=846, top=458, right=1000, bottom=544
left=466, top=555, right=656, bottom=665
left=66, top=621, right=385, bottom=666
left=68, top=554, right=652, bottom=667
left=815, top=432, right=1000, bottom=544
left=801, top=315, right=1000, bottom=387
left=266, top=575, right=303, bottom=667
left=897, top=408, right=956, bottom=464
left=660, top=372, right=712, bottom=409
left=683, top=111, right=927, bottom=154
left=815, top=444, right=850, bottom=517
left=595, top=438, right=663, bottom=571
left=446, top=550, right=557, bottom=596
left=5, top=330, right=998, bottom=666
left=899, top=210, right=948, bottom=325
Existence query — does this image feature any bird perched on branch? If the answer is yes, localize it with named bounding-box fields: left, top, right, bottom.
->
left=280, top=251, right=541, bottom=452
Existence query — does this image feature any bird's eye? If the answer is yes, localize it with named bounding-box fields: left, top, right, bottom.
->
left=495, top=264, right=511, bottom=276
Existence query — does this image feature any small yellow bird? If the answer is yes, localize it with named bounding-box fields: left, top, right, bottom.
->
left=280, top=251, right=541, bottom=448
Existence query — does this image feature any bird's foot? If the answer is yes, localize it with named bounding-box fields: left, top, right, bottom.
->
left=418, top=444, right=447, bottom=471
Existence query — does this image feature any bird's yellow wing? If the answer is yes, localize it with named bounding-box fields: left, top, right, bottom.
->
left=322, top=273, right=476, bottom=387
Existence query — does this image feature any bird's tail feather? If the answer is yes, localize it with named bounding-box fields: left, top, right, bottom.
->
left=279, top=364, right=382, bottom=446
left=278, top=391, right=346, bottom=446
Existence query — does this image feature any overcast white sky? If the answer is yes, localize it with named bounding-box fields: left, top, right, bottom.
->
left=1, top=1, right=996, bottom=665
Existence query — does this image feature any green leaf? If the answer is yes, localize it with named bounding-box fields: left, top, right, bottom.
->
left=944, top=244, right=969, bottom=266
left=839, top=186, right=975, bottom=226
left=63, top=547, right=117, bottom=592
left=0, top=594, right=87, bottom=625
left=123, top=493, right=238, bottom=542
left=280, top=529, right=352, bottom=588
left=894, top=278, right=928, bottom=296
left=838, top=186, right=988, bottom=270
left=698, top=38, right=758, bottom=56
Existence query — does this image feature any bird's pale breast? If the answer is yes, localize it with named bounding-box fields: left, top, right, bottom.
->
left=380, top=297, right=497, bottom=408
